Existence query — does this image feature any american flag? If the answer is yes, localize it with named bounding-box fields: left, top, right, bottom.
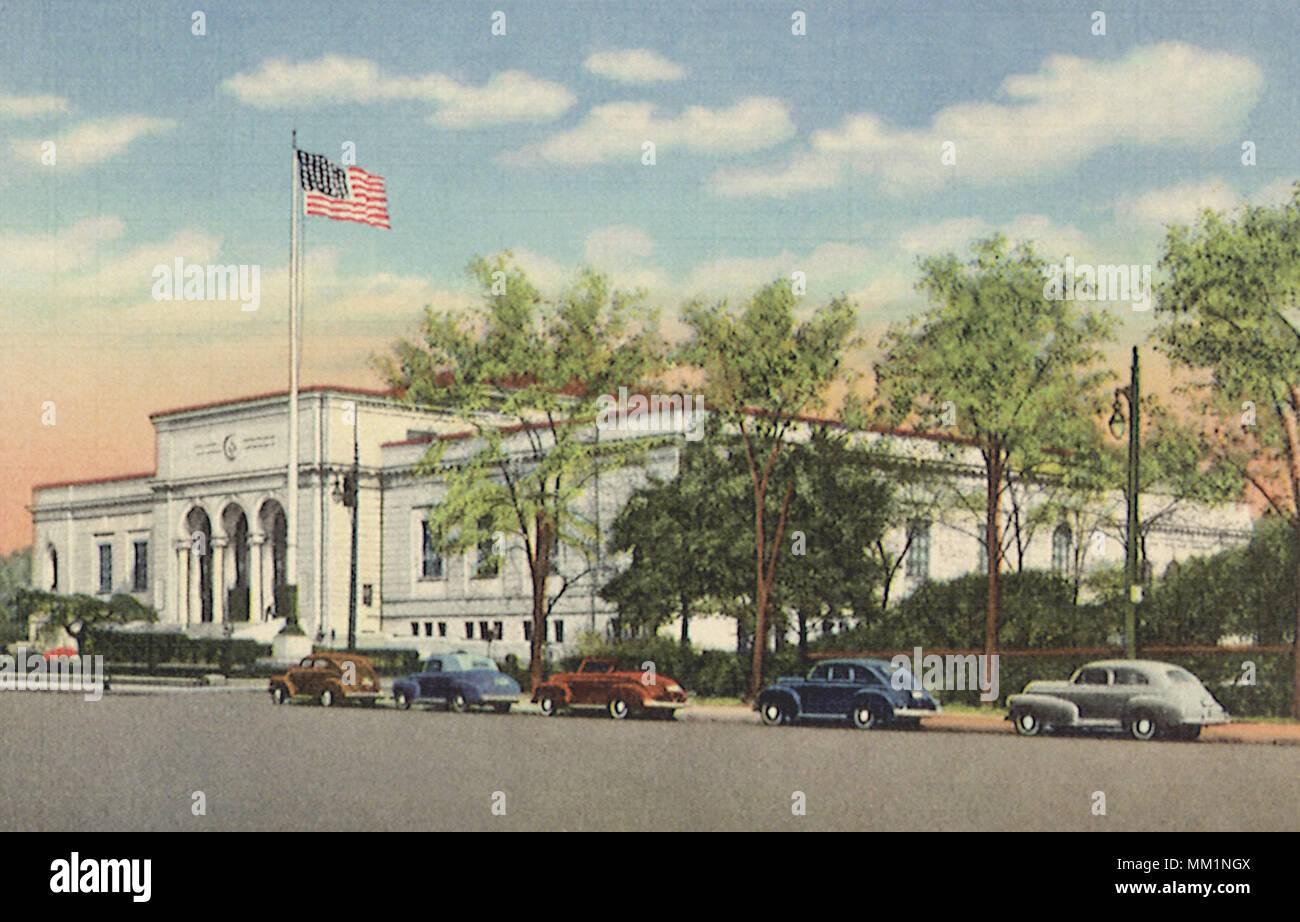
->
left=297, top=150, right=390, bottom=229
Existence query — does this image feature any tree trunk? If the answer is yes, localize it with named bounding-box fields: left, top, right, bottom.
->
left=528, top=518, right=553, bottom=690
left=1282, top=387, right=1300, bottom=718
left=797, top=610, right=808, bottom=658
left=1293, top=533, right=1300, bottom=719
left=749, top=479, right=769, bottom=702
left=984, top=443, right=1003, bottom=706
left=679, top=593, right=690, bottom=647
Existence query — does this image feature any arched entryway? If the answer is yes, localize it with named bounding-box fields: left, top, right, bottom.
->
left=182, top=507, right=214, bottom=624
left=220, top=504, right=251, bottom=622
left=257, top=500, right=288, bottom=620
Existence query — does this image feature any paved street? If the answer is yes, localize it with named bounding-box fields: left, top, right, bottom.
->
left=2, top=689, right=1297, bottom=831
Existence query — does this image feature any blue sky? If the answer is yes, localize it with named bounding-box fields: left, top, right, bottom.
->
left=1, top=0, right=1297, bottom=548
left=3, top=0, right=1296, bottom=315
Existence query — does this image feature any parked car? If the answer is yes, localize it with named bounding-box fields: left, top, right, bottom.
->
left=1006, top=659, right=1230, bottom=740
left=755, top=657, right=941, bottom=729
left=532, top=657, right=688, bottom=719
left=269, top=651, right=382, bottom=707
left=391, top=652, right=520, bottom=713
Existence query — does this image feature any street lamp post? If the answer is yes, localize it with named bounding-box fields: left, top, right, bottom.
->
left=1108, top=346, right=1141, bottom=660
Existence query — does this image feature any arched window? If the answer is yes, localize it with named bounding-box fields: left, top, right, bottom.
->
left=906, top=519, right=931, bottom=579
left=1052, top=525, right=1073, bottom=573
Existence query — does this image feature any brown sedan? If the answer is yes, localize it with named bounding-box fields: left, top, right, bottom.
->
left=269, top=651, right=382, bottom=707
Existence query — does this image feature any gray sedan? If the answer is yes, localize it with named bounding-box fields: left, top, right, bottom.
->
left=1007, top=659, right=1230, bottom=741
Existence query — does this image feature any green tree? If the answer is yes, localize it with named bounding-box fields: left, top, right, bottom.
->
left=0, top=547, right=32, bottom=616
left=14, top=589, right=156, bottom=650
left=777, top=428, right=894, bottom=655
left=600, top=431, right=749, bottom=645
left=874, top=235, right=1114, bottom=668
left=378, top=254, right=667, bottom=687
left=1154, top=184, right=1300, bottom=715
left=678, top=281, right=857, bottom=700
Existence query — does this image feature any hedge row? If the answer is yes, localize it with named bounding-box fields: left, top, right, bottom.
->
left=84, top=630, right=270, bottom=668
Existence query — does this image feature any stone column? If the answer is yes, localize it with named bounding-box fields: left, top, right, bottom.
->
left=174, top=541, right=188, bottom=626
left=188, top=543, right=202, bottom=627
left=249, top=533, right=265, bottom=623
left=212, top=538, right=229, bottom=624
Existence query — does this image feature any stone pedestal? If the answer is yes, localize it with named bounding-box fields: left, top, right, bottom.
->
left=272, top=631, right=312, bottom=663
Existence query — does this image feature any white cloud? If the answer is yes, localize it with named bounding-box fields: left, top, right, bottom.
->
left=683, top=242, right=874, bottom=297
left=56, top=229, right=223, bottom=300
left=1115, top=177, right=1242, bottom=227
left=714, top=42, right=1263, bottom=197
left=585, top=225, right=656, bottom=265
left=0, top=217, right=123, bottom=279
left=0, top=87, right=69, bottom=119
left=1253, top=178, right=1298, bottom=208
left=895, top=214, right=1101, bottom=265
left=508, top=97, right=795, bottom=166
left=9, top=115, right=173, bottom=170
left=583, top=49, right=686, bottom=84
left=427, top=70, right=575, bottom=129
left=222, top=55, right=574, bottom=127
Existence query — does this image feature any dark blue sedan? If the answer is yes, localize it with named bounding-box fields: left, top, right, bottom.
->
left=755, top=658, right=941, bottom=729
left=391, top=652, right=521, bottom=714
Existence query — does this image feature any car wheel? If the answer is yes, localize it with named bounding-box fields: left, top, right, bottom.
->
left=1128, top=711, right=1160, bottom=741
left=608, top=697, right=631, bottom=720
left=319, top=688, right=335, bottom=708
left=393, top=690, right=411, bottom=711
left=849, top=702, right=878, bottom=730
left=493, top=703, right=512, bottom=714
left=759, top=699, right=790, bottom=726
left=1012, top=709, right=1042, bottom=737
left=538, top=695, right=559, bottom=716
left=449, top=693, right=469, bottom=714
left=270, top=686, right=288, bottom=705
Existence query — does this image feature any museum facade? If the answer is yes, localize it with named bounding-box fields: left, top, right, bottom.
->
left=29, top=386, right=1257, bottom=658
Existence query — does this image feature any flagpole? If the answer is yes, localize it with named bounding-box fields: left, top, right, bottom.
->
left=286, top=130, right=300, bottom=625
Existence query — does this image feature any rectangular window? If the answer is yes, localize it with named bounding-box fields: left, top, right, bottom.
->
left=553, top=620, right=564, bottom=644
left=97, top=543, right=112, bottom=594
left=421, top=520, right=443, bottom=579
left=523, top=621, right=532, bottom=641
left=464, top=621, right=474, bottom=640
left=475, top=517, right=500, bottom=578
left=493, top=621, right=504, bottom=641
left=1052, top=526, right=1072, bottom=574
left=362, top=584, right=373, bottom=607
left=424, top=622, right=433, bottom=637
left=132, top=540, right=148, bottom=591
left=437, top=622, right=447, bottom=638
left=479, top=620, right=491, bottom=640
left=906, top=520, right=931, bottom=580
left=410, top=622, right=419, bottom=636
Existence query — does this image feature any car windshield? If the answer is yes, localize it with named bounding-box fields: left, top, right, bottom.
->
left=444, top=654, right=498, bottom=672
left=874, top=663, right=915, bottom=688
left=1166, top=668, right=1197, bottom=684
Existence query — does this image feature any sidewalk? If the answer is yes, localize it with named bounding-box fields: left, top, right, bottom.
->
left=676, top=702, right=1300, bottom=745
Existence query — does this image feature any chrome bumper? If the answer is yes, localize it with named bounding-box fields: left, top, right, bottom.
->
left=893, top=705, right=942, bottom=718
left=644, top=699, right=687, bottom=709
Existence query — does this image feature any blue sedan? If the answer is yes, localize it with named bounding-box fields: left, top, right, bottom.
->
left=391, top=652, right=521, bottom=714
left=755, top=658, right=941, bottom=729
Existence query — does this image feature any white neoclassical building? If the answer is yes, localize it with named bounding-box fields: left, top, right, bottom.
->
left=30, top=387, right=467, bottom=646
left=29, top=386, right=1256, bottom=657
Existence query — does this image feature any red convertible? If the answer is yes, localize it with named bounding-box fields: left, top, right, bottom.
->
left=533, top=657, right=687, bottom=720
